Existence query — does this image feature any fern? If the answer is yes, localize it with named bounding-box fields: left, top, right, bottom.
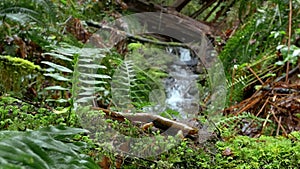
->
left=226, top=75, right=249, bottom=89
left=111, top=59, right=137, bottom=111
left=216, top=112, right=273, bottom=136
left=0, top=0, right=56, bottom=25
left=111, top=58, right=165, bottom=112
left=0, top=125, right=100, bottom=169
left=42, top=43, right=110, bottom=107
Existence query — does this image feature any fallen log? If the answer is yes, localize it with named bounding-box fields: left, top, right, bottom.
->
left=91, top=107, right=199, bottom=136
left=124, top=0, right=212, bottom=36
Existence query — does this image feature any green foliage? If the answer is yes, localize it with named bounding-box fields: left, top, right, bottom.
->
left=215, top=133, right=300, bottom=168
left=110, top=44, right=171, bottom=112
left=42, top=43, right=110, bottom=105
left=157, top=140, right=214, bottom=169
left=122, top=140, right=212, bottom=169
left=219, top=0, right=300, bottom=104
left=0, top=125, right=100, bottom=169
left=0, top=0, right=56, bottom=26
left=127, top=42, right=144, bottom=51
left=216, top=112, right=275, bottom=138
left=122, top=131, right=300, bottom=168
left=220, top=0, right=290, bottom=71
left=0, top=55, right=41, bottom=70
left=275, top=44, right=300, bottom=66
left=111, top=59, right=138, bottom=110
left=0, top=96, right=78, bottom=130
left=0, top=0, right=58, bottom=51
left=2, top=0, right=300, bottom=168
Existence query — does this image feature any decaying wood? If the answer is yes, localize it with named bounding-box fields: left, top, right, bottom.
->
left=86, top=20, right=195, bottom=48
left=92, top=107, right=199, bottom=136
left=123, top=0, right=212, bottom=35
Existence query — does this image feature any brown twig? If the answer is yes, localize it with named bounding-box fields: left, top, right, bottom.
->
left=255, top=97, right=269, bottom=117
left=276, top=116, right=282, bottom=136
left=247, top=66, right=264, bottom=85
left=261, top=113, right=271, bottom=135
left=237, top=96, right=261, bottom=114
left=270, top=109, right=287, bottom=136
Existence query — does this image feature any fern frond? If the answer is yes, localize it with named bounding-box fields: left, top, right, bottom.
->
left=111, top=60, right=136, bottom=109
left=0, top=0, right=57, bottom=25
left=0, top=126, right=100, bottom=169
left=42, top=43, right=109, bottom=105
left=216, top=112, right=271, bottom=128
left=227, top=75, right=249, bottom=89
left=0, top=9, right=40, bottom=24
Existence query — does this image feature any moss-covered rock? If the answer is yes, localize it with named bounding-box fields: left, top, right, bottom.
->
left=0, top=55, right=43, bottom=96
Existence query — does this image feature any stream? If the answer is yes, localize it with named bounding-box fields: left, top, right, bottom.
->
left=145, top=47, right=199, bottom=120
left=163, top=47, right=200, bottom=120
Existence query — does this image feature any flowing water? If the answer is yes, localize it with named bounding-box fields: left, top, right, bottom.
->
left=163, top=47, right=200, bottom=120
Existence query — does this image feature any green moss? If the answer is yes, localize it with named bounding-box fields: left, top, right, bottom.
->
left=127, top=42, right=144, bottom=51
left=0, top=55, right=41, bottom=70
left=0, top=55, right=43, bottom=96
left=118, top=131, right=300, bottom=168
left=0, top=96, right=79, bottom=130
left=215, top=135, right=300, bottom=168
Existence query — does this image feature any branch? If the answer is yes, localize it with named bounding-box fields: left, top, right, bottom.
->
left=92, top=107, right=198, bottom=136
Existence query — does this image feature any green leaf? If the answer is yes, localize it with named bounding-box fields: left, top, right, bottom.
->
left=37, top=125, right=88, bottom=137
left=79, top=79, right=107, bottom=85
left=275, top=61, right=284, bottom=66
left=44, top=86, right=69, bottom=91
left=80, top=73, right=110, bottom=79
left=41, top=61, right=72, bottom=73
left=44, top=73, right=70, bottom=81
left=75, top=96, right=96, bottom=103
left=43, top=53, right=72, bottom=62
left=276, top=45, right=286, bottom=50
left=79, top=64, right=106, bottom=69
left=0, top=126, right=99, bottom=169
left=80, top=86, right=105, bottom=92
left=45, top=98, right=69, bottom=103
left=292, top=49, right=300, bottom=57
